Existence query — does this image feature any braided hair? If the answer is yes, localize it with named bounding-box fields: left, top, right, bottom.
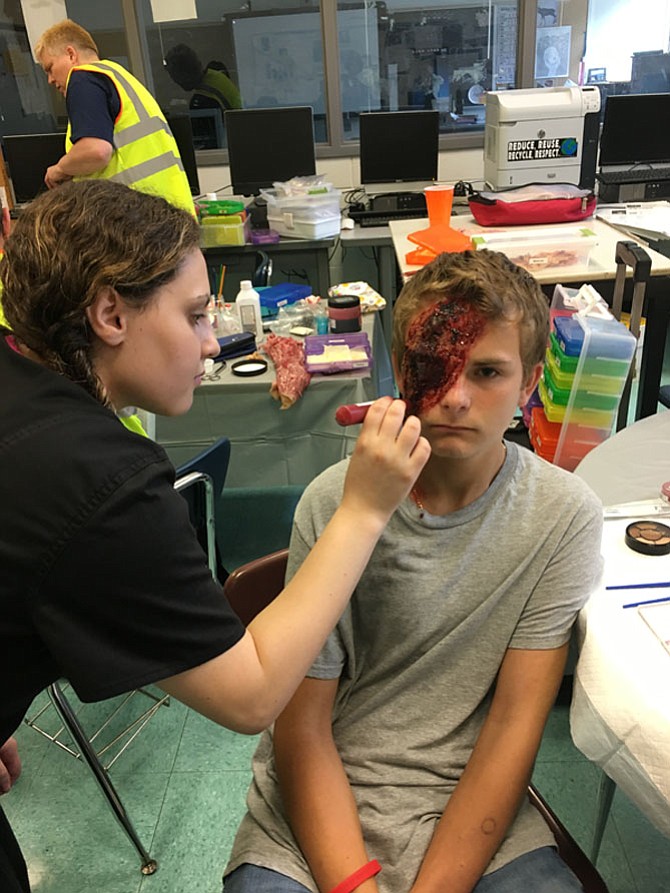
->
left=0, top=180, right=200, bottom=405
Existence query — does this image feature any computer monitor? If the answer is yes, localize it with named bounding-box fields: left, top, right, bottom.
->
left=359, top=110, right=439, bottom=195
left=2, top=132, right=65, bottom=205
left=599, top=93, right=670, bottom=166
left=225, top=107, right=316, bottom=196
left=164, top=114, right=201, bottom=196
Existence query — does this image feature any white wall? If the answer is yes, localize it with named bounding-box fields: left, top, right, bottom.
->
left=197, top=147, right=485, bottom=195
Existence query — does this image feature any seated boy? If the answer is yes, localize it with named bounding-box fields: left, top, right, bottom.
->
left=223, top=250, right=603, bottom=893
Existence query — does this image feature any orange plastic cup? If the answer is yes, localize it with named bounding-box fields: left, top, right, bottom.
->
left=424, top=185, right=454, bottom=227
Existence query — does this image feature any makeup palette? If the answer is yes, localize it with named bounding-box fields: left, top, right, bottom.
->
left=625, top=520, right=670, bottom=556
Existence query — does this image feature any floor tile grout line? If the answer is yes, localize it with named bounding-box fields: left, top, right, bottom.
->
left=608, top=796, right=643, bottom=893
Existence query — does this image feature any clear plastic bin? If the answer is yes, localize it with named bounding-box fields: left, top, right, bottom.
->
left=536, top=287, right=637, bottom=470
left=471, top=225, right=598, bottom=273
left=199, top=215, right=249, bottom=247
left=261, top=188, right=341, bottom=240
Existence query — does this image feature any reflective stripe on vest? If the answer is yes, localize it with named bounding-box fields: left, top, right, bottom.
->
left=65, top=60, right=194, bottom=214
left=197, top=69, right=241, bottom=111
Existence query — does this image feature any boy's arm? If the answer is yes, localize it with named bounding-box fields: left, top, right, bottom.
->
left=410, top=643, right=569, bottom=893
left=273, top=677, right=381, bottom=893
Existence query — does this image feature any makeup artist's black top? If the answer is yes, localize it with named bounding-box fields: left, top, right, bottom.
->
left=0, top=337, right=244, bottom=746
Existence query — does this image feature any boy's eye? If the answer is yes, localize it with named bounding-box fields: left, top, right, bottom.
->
left=477, top=366, right=500, bottom=379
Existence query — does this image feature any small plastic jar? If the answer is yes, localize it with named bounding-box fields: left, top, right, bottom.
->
left=328, top=295, right=361, bottom=333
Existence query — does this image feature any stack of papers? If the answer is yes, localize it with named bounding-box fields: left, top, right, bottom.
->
left=598, top=201, right=670, bottom=240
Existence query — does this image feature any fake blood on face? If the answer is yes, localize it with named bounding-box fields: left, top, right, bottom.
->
left=401, top=299, right=486, bottom=416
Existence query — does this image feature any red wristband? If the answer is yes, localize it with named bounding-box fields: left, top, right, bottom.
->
left=327, top=859, right=382, bottom=893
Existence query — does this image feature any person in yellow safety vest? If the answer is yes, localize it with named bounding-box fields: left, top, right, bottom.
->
left=35, top=19, right=194, bottom=215
left=165, top=43, right=242, bottom=118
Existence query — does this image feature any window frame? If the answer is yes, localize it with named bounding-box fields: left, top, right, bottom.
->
left=122, top=0, right=540, bottom=165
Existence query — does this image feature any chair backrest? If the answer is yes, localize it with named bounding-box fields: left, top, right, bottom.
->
left=175, top=437, right=232, bottom=582
left=527, top=785, right=610, bottom=893
left=175, top=437, right=231, bottom=501
left=223, top=548, right=288, bottom=625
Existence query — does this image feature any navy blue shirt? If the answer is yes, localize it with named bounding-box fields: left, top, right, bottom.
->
left=66, top=70, right=121, bottom=145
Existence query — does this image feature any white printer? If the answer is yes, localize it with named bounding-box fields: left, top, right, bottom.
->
left=484, top=86, right=601, bottom=190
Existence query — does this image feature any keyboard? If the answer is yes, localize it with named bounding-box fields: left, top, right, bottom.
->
left=598, top=167, right=670, bottom=184
left=348, top=208, right=428, bottom=228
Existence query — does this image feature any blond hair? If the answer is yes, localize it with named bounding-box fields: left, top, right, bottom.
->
left=392, top=250, right=549, bottom=382
left=0, top=180, right=200, bottom=405
left=35, top=19, right=99, bottom=60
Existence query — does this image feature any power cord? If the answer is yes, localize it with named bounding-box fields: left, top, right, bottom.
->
left=453, top=180, right=475, bottom=197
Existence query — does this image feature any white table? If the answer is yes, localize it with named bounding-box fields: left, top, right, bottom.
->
left=572, top=410, right=670, bottom=853
left=388, top=215, right=670, bottom=421
left=152, top=313, right=394, bottom=487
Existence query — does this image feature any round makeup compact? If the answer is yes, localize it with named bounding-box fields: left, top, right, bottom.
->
left=231, top=358, right=268, bottom=377
left=625, top=520, right=670, bottom=556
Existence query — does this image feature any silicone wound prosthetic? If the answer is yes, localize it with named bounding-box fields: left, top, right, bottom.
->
left=401, top=299, right=486, bottom=416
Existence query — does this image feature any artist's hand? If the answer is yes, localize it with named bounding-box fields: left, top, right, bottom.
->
left=0, top=737, right=21, bottom=794
left=45, top=164, right=72, bottom=189
left=0, top=203, right=10, bottom=250
left=342, top=397, right=430, bottom=525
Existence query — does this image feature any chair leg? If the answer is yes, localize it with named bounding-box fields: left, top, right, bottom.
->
left=48, top=684, right=157, bottom=875
left=591, top=771, right=616, bottom=864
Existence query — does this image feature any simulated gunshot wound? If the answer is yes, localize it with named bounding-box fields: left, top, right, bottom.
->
left=401, top=298, right=486, bottom=416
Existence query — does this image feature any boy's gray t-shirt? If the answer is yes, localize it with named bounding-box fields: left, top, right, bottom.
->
left=226, top=443, right=603, bottom=893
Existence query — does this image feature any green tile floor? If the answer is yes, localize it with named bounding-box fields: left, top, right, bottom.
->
left=4, top=692, right=670, bottom=893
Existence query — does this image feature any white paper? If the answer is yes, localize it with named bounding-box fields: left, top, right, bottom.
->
left=598, top=202, right=670, bottom=240
left=20, top=0, right=67, bottom=60
left=149, top=0, right=197, bottom=23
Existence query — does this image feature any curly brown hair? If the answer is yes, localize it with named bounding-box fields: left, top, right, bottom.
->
left=392, top=249, right=550, bottom=382
left=0, top=180, right=200, bottom=404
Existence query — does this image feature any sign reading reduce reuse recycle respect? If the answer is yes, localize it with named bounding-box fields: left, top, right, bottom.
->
left=507, top=138, right=578, bottom=161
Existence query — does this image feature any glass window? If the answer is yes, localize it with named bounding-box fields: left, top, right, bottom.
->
left=0, top=3, right=129, bottom=140
left=583, top=0, right=670, bottom=96
left=336, top=0, right=519, bottom=141
left=141, top=0, right=327, bottom=149
left=534, top=0, right=587, bottom=89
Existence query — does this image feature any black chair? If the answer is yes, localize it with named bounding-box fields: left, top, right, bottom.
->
left=24, top=440, right=231, bottom=874
left=225, top=548, right=610, bottom=893
left=175, top=437, right=232, bottom=582
left=659, top=385, right=670, bottom=408
left=252, top=250, right=273, bottom=288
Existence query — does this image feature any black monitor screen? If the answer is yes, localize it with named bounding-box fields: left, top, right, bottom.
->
left=165, top=114, right=200, bottom=196
left=2, top=133, right=65, bottom=204
left=225, top=107, right=316, bottom=195
left=359, top=111, right=439, bottom=185
left=599, top=94, right=670, bottom=166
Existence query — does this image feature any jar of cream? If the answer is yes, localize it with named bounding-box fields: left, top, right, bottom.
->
left=328, top=295, right=361, bottom=333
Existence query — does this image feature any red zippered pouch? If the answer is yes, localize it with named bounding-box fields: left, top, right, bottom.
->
left=468, top=183, right=596, bottom=227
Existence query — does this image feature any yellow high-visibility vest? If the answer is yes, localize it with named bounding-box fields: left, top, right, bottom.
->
left=197, top=67, right=241, bottom=111
left=65, top=59, right=195, bottom=215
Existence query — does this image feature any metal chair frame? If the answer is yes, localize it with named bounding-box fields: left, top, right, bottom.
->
left=23, top=454, right=226, bottom=875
